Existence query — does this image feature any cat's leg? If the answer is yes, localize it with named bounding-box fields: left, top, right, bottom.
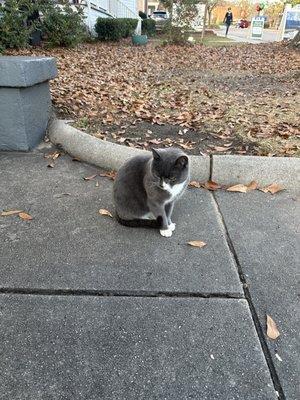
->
left=148, top=202, right=173, bottom=237
left=165, top=202, right=175, bottom=232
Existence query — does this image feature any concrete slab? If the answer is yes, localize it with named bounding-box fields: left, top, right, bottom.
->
left=215, top=190, right=300, bottom=400
left=0, top=151, right=242, bottom=295
left=0, top=295, right=277, bottom=400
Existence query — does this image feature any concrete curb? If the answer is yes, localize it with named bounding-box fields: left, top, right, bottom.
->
left=48, top=119, right=210, bottom=182
left=48, top=119, right=300, bottom=189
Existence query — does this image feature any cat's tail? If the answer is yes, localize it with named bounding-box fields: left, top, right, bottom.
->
left=116, top=214, right=162, bottom=229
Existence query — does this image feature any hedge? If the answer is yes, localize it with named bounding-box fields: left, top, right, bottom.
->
left=142, top=19, right=156, bottom=36
left=95, top=18, right=138, bottom=41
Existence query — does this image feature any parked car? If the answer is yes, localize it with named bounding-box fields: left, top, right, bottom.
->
left=236, top=19, right=250, bottom=29
left=150, top=10, right=169, bottom=30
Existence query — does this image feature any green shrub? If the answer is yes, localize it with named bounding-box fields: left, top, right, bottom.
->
left=0, top=0, right=86, bottom=49
left=139, top=11, right=147, bottom=20
left=41, top=3, right=86, bottom=47
left=142, top=18, right=156, bottom=36
left=95, top=18, right=138, bottom=41
left=0, top=0, right=37, bottom=49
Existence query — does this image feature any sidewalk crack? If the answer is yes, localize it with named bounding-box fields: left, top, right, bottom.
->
left=212, top=192, right=285, bottom=400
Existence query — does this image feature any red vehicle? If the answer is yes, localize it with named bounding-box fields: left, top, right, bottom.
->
left=236, top=19, right=250, bottom=28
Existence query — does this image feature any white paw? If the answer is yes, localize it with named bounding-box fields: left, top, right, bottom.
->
left=168, top=222, right=176, bottom=232
left=160, top=228, right=173, bottom=237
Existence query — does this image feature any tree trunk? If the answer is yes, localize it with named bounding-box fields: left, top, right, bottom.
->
left=208, top=9, right=212, bottom=28
left=201, top=2, right=208, bottom=41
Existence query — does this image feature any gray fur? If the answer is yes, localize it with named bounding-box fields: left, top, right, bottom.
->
left=113, top=148, right=190, bottom=232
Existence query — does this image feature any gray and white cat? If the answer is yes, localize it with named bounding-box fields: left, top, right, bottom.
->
left=113, top=148, right=190, bottom=237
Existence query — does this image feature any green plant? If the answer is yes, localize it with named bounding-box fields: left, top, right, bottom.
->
left=142, top=18, right=156, bottom=36
left=95, top=18, right=138, bottom=41
left=139, top=11, right=147, bottom=19
left=0, top=0, right=38, bottom=49
left=41, top=3, right=86, bottom=47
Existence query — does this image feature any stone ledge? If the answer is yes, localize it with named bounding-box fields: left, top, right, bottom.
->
left=0, top=56, right=57, bottom=87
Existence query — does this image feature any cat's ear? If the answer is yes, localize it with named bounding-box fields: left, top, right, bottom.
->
left=175, top=155, right=188, bottom=169
left=152, top=148, right=161, bottom=160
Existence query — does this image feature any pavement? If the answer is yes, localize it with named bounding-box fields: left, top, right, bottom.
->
left=214, top=27, right=279, bottom=44
left=0, top=145, right=299, bottom=400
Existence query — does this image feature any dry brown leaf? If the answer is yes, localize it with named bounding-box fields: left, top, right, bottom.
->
left=84, top=174, right=97, bottom=181
left=45, top=151, right=60, bottom=160
left=99, top=170, right=116, bottom=180
left=18, top=212, right=33, bottom=221
left=214, top=146, right=229, bottom=152
left=99, top=209, right=113, bottom=218
left=266, top=315, right=280, bottom=340
left=47, top=162, right=55, bottom=168
left=260, top=183, right=284, bottom=194
left=204, top=181, right=221, bottom=191
left=188, top=241, right=207, bottom=248
left=247, top=181, right=258, bottom=191
left=1, top=210, right=23, bottom=216
left=189, top=180, right=201, bottom=188
left=227, top=184, right=248, bottom=193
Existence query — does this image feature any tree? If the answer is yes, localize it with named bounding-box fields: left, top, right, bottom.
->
left=235, top=0, right=253, bottom=20
left=207, top=0, right=222, bottom=27
left=264, top=1, right=284, bottom=28
left=160, top=0, right=205, bottom=43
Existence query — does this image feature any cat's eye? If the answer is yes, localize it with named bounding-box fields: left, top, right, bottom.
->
left=170, top=177, right=177, bottom=182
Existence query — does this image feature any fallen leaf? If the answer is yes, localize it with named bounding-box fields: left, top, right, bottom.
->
left=99, top=170, right=116, bottom=180
left=266, top=315, right=280, bottom=340
left=47, top=162, right=55, bottom=168
left=1, top=210, right=23, bottom=216
left=18, top=212, right=33, bottom=221
left=188, top=241, right=207, bottom=248
left=45, top=151, right=60, bottom=160
left=247, top=181, right=258, bottom=191
left=227, top=184, right=248, bottom=193
left=189, top=180, right=201, bottom=188
left=84, top=174, right=97, bottom=181
left=204, top=181, right=221, bottom=191
left=214, top=146, right=229, bottom=152
left=99, top=209, right=113, bottom=218
left=260, top=183, right=284, bottom=194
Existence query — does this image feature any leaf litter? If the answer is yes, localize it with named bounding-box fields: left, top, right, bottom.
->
left=7, top=42, right=300, bottom=157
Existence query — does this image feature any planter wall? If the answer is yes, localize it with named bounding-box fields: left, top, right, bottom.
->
left=0, top=56, right=57, bottom=151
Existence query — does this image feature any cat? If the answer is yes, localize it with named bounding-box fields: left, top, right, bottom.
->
left=113, top=148, right=190, bottom=237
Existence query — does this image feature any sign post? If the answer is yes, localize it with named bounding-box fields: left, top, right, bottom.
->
left=250, top=17, right=264, bottom=40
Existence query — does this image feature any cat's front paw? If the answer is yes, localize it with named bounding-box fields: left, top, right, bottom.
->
left=160, top=228, right=173, bottom=238
left=168, top=222, right=176, bottom=232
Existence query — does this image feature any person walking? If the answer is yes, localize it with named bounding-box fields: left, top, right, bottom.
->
left=224, top=7, right=233, bottom=36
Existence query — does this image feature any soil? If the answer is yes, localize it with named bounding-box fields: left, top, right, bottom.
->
left=75, top=118, right=258, bottom=156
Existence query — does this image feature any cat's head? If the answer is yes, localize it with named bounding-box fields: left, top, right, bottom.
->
left=151, top=148, right=189, bottom=188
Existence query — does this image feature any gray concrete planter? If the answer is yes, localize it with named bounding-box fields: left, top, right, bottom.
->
left=0, top=56, right=57, bottom=151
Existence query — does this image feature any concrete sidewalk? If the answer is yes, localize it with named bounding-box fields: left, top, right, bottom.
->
left=0, top=147, right=299, bottom=399
left=214, top=27, right=279, bottom=44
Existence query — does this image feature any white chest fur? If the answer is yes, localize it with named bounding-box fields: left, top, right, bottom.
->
left=162, top=181, right=186, bottom=202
